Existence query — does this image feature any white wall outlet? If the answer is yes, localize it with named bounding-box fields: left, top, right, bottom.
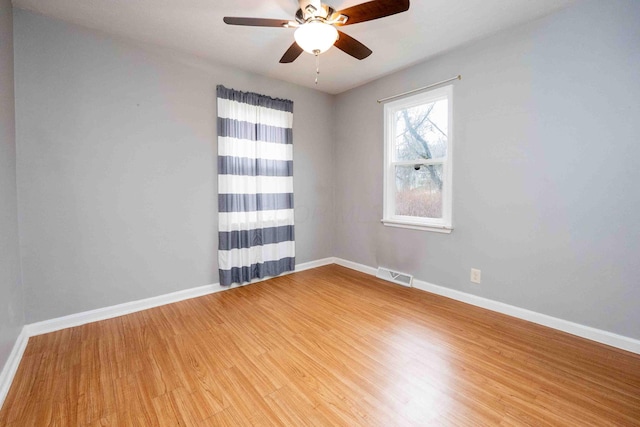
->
left=470, top=268, right=481, bottom=284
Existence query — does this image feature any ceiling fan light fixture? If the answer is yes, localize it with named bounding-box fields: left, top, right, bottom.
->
left=294, top=21, right=338, bottom=55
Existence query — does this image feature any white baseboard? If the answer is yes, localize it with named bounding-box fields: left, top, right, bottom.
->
left=333, top=257, right=640, bottom=355
left=412, top=279, right=640, bottom=354
left=0, top=257, right=336, bottom=410
left=0, top=328, right=28, bottom=410
left=25, top=257, right=337, bottom=338
left=295, top=257, right=335, bottom=272
left=25, top=283, right=223, bottom=337
left=333, top=257, right=377, bottom=276
left=3, top=254, right=637, bottom=412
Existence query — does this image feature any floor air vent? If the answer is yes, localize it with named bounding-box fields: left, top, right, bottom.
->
left=376, top=267, right=413, bottom=287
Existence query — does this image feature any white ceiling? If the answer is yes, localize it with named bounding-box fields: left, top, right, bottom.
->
left=13, top=0, right=576, bottom=94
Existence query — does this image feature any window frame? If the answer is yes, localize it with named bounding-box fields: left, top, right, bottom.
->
left=382, top=84, right=454, bottom=233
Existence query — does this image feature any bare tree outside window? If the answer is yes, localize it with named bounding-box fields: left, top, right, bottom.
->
left=394, top=98, right=448, bottom=218
left=383, top=84, right=453, bottom=232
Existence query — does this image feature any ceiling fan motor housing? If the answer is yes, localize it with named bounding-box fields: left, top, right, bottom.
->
left=296, top=5, right=337, bottom=24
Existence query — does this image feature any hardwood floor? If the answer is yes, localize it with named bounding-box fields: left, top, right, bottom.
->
left=1, top=264, right=639, bottom=426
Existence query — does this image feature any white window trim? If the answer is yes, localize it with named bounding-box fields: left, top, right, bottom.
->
left=382, top=85, right=453, bottom=233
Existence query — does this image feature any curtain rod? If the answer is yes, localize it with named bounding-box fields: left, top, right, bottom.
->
left=376, top=75, right=462, bottom=104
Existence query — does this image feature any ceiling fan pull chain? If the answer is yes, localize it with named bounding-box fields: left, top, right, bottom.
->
left=314, top=49, right=320, bottom=85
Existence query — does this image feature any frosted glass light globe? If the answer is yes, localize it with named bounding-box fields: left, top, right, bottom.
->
left=294, top=21, right=338, bottom=54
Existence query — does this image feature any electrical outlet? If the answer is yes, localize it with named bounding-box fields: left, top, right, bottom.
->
left=470, top=268, right=481, bottom=284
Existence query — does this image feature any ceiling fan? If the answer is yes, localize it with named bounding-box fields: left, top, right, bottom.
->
left=223, top=0, right=410, bottom=64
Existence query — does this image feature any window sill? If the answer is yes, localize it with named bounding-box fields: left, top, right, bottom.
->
left=381, top=219, right=453, bottom=234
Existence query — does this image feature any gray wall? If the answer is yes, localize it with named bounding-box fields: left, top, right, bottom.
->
left=11, top=0, right=640, bottom=342
left=333, top=0, right=640, bottom=339
left=0, top=0, right=25, bottom=370
left=14, top=10, right=334, bottom=323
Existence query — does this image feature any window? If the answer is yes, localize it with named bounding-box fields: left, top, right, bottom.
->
left=382, top=85, right=453, bottom=233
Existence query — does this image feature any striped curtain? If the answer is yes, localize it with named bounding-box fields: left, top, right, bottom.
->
left=216, top=85, right=295, bottom=286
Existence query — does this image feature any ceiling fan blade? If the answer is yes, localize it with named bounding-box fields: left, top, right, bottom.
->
left=223, top=17, right=291, bottom=27
left=336, top=0, right=410, bottom=26
left=334, top=30, right=372, bottom=60
left=280, top=42, right=304, bottom=63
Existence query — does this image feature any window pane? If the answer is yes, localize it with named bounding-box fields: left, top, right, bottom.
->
left=394, top=98, right=448, bottom=162
left=394, top=164, right=443, bottom=218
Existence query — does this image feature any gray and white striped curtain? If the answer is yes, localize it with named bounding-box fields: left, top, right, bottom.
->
left=216, top=85, right=295, bottom=286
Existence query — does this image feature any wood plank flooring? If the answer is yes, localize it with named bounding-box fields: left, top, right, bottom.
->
left=1, top=264, right=639, bottom=426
